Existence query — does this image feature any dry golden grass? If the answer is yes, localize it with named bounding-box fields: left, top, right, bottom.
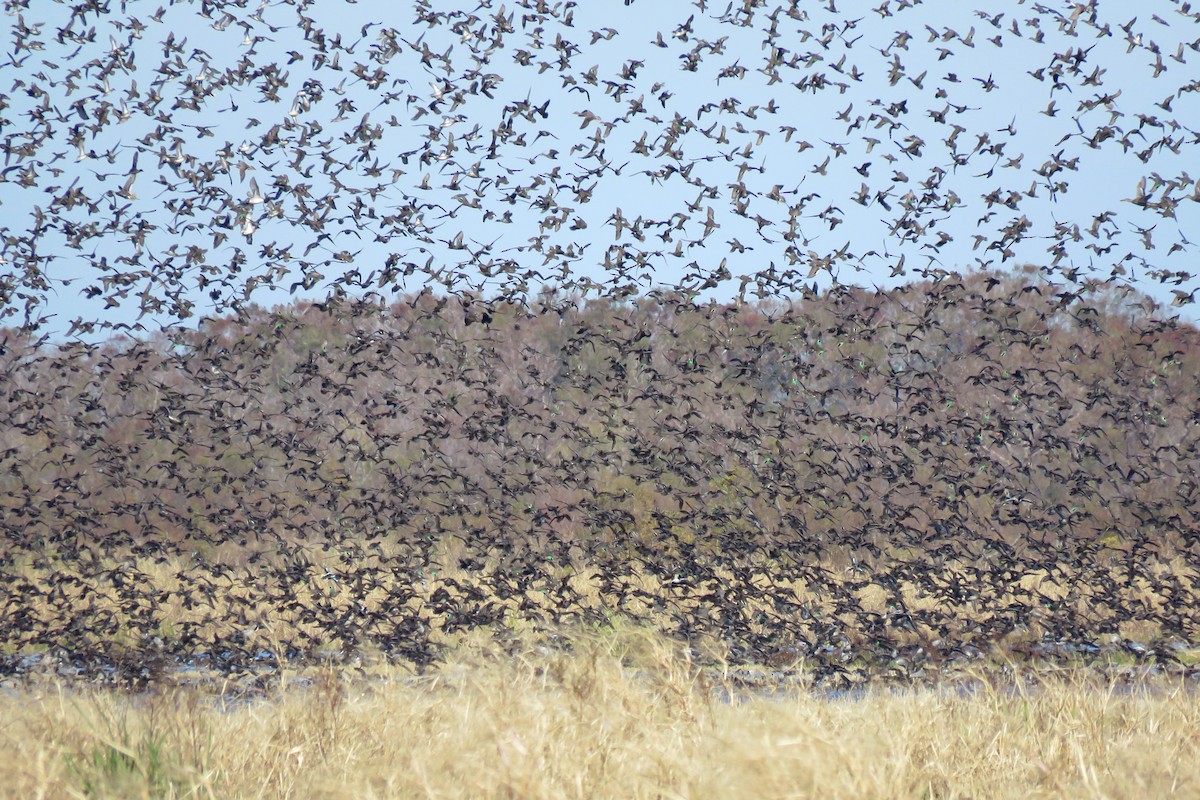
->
left=2, top=627, right=1198, bottom=799
left=8, top=546, right=1197, bottom=679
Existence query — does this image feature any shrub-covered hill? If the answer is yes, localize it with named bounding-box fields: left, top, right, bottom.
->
left=2, top=267, right=1200, bottom=679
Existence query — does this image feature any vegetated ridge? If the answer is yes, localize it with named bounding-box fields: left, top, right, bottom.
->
left=2, top=267, right=1198, bottom=686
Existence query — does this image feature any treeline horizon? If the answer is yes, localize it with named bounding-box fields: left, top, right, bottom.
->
left=3, top=265, right=1197, bottom=567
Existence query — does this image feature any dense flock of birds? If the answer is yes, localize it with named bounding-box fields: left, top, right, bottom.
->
left=2, top=278, right=1200, bottom=685
left=3, top=0, right=1200, bottom=685
left=2, top=0, right=1200, bottom=332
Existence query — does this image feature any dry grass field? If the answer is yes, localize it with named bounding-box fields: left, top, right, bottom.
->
left=4, top=288, right=1200, bottom=796
left=3, top=627, right=1198, bottom=799
left=7, top=545, right=1200, bottom=690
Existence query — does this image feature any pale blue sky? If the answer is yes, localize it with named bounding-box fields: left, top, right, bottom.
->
left=2, top=0, right=1198, bottom=336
